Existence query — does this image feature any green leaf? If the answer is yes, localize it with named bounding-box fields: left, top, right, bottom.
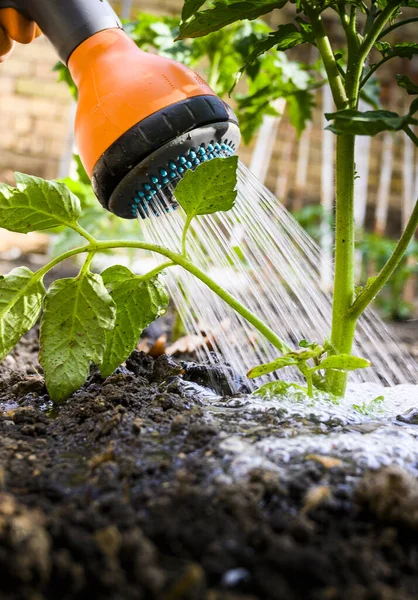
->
left=247, top=355, right=297, bottom=378
left=375, top=41, right=391, bottom=57
left=39, top=272, right=115, bottom=402
left=177, top=0, right=287, bottom=39
left=175, top=156, right=238, bottom=219
left=314, top=354, right=371, bottom=372
left=0, top=173, right=81, bottom=234
left=397, top=74, right=418, bottom=95
left=390, top=43, right=418, bottom=60
left=409, top=98, right=418, bottom=116
left=287, top=91, right=315, bottom=136
left=360, top=76, right=381, bottom=110
left=294, top=17, right=315, bottom=45
left=181, top=0, right=207, bottom=21
left=0, top=267, right=45, bottom=362
left=252, top=380, right=307, bottom=398
left=53, top=62, right=78, bottom=100
left=325, top=108, right=417, bottom=136
left=241, top=23, right=309, bottom=67
left=100, top=266, right=169, bottom=378
left=375, top=42, right=418, bottom=60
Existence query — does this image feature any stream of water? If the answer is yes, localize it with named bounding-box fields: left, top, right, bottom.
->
left=139, top=160, right=418, bottom=388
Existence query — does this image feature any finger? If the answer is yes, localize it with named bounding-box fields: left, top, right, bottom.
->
left=0, top=27, right=14, bottom=62
left=0, top=8, right=39, bottom=44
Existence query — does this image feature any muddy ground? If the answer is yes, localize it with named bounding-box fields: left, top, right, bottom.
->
left=1, top=322, right=418, bottom=600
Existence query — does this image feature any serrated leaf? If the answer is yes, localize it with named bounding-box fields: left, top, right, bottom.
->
left=175, top=156, right=238, bottom=219
left=239, top=23, right=309, bottom=70
left=294, top=17, right=315, bottom=44
left=392, top=43, right=418, bottom=60
left=314, top=354, right=371, bottom=372
left=247, top=355, right=297, bottom=378
left=39, top=272, right=115, bottom=402
left=0, top=267, right=45, bottom=362
left=397, top=74, right=418, bottom=95
left=0, top=173, right=81, bottom=233
left=325, top=108, right=417, bottom=136
left=177, top=0, right=288, bottom=39
left=375, top=41, right=391, bottom=57
left=100, top=265, right=169, bottom=378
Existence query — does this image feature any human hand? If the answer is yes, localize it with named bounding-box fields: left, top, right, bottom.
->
left=0, top=9, right=41, bottom=63
left=0, top=26, right=14, bottom=62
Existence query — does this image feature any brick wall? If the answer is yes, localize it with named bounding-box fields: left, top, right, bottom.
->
left=0, top=36, right=72, bottom=183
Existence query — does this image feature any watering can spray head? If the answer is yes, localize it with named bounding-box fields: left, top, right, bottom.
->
left=0, top=0, right=241, bottom=219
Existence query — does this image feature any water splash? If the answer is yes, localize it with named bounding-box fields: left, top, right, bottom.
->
left=139, top=160, right=418, bottom=387
left=210, top=382, right=418, bottom=478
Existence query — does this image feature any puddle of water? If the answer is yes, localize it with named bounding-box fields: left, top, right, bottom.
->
left=211, top=383, right=418, bottom=479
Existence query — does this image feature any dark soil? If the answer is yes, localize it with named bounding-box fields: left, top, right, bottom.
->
left=1, top=328, right=418, bottom=600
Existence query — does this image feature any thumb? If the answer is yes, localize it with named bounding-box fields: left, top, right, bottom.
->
left=0, top=27, right=14, bottom=62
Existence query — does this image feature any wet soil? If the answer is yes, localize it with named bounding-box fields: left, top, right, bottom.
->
left=1, top=328, right=418, bottom=600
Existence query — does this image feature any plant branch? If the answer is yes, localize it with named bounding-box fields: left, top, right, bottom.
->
left=349, top=200, right=418, bottom=319
left=339, top=3, right=360, bottom=56
left=346, top=2, right=401, bottom=106
left=139, top=261, right=175, bottom=281
left=72, top=223, right=97, bottom=244
left=360, top=55, right=392, bottom=88
left=33, top=244, right=91, bottom=282
left=78, top=252, right=95, bottom=278
left=404, top=126, right=418, bottom=147
left=304, top=5, right=348, bottom=109
left=93, top=240, right=292, bottom=355
left=377, top=17, right=418, bottom=40
left=182, top=216, right=193, bottom=256
left=33, top=239, right=291, bottom=356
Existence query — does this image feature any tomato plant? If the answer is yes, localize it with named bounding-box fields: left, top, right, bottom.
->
left=178, top=0, right=418, bottom=396
left=1, top=1, right=418, bottom=402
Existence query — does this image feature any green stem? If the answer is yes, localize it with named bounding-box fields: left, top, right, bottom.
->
left=360, top=55, right=391, bottom=88
left=182, top=216, right=192, bottom=256
left=34, top=239, right=291, bottom=356
left=78, top=252, right=95, bottom=278
left=339, top=4, right=360, bottom=55
left=94, top=240, right=291, bottom=354
left=33, top=244, right=91, bottom=282
left=377, top=17, right=418, bottom=40
left=346, top=2, right=401, bottom=107
left=138, top=261, right=175, bottom=281
left=326, top=134, right=357, bottom=396
left=306, top=8, right=348, bottom=109
left=349, top=200, right=418, bottom=319
left=405, top=126, right=418, bottom=147
left=72, top=223, right=97, bottom=244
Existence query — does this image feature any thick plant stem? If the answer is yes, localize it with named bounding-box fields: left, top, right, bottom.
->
left=326, top=134, right=357, bottom=396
